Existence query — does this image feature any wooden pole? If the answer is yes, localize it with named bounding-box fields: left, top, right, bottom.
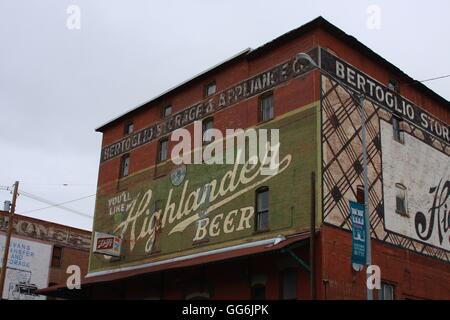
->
left=0, top=181, right=19, bottom=299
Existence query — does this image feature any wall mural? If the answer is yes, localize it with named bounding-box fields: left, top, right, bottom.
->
left=320, top=49, right=450, bottom=262
left=90, top=105, right=320, bottom=273
left=0, top=214, right=91, bottom=251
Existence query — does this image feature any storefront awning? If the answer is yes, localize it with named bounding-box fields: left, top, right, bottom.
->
left=36, top=232, right=311, bottom=298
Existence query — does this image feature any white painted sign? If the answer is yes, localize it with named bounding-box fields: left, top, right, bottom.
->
left=0, top=234, right=52, bottom=300
left=381, top=120, right=450, bottom=251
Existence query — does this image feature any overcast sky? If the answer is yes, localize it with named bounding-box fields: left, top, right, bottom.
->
left=1, top=0, right=449, bottom=231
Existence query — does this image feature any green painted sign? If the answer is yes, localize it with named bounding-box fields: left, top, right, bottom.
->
left=89, top=102, right=320, bottom=273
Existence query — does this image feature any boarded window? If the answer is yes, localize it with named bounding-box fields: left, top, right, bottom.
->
left=51, top=246, right=63, bottom=268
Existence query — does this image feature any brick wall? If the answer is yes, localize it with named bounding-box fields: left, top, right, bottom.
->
left=320, top=225, right=450, bottom=300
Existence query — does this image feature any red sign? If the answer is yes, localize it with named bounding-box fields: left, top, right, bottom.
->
left=96, top=237, right=114, bottom=250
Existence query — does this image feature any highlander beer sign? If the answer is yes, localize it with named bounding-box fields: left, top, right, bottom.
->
left=93, top=232, right=122, bottom=257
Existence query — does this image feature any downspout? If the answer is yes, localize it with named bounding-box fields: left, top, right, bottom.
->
left=310, top=171, right=316, bottom=300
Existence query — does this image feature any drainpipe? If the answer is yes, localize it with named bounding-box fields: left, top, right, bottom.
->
left=310, top=172, right=316, bottom=300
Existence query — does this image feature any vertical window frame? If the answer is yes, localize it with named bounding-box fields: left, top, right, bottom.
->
left=255, top=186, right=269, bottom=232
left=379, top=282, right=395, bottom=300
left=51, top=245, right=63, bottom=268
left=204, top=81, right=216, bottom=97
left=356, top=185, right=365, bottom=204
left=202, top=117, right=214, bottom=145
left=259, top=92, right=274, bottom=123
left=119, top=154, right=130, bottom=178
left=157, top=138, right=169, bottom=163
left=392, top=116, right=404, bottom=144
left=124, top=121, right=134, bottom=136
left=162, top=105, right=172, bottom=118
left=395, top=183, right=407, bottom=216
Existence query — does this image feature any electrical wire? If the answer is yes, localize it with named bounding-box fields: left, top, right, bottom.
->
left=19, top=193, right=96, bottom=215
left=17, top=189, right=95, bottom=219
left=418, top=74, right=450, bottom=83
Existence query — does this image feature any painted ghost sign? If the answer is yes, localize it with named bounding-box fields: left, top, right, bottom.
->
left=0, top=234, right=52, bottom=300
left=99, top=49, right=319, bottom=163
left=381, top=120, right=450, bottom=251
left=90, top=104, right=320, bottom=273
left=320, top=48, right=449, bottom=144
left=0, top=214, right=91, bottom=251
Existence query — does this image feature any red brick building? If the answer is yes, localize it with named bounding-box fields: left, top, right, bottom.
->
left=0, top=211, right=91, bottom=299
left=40, top=17, right=449, bottom=300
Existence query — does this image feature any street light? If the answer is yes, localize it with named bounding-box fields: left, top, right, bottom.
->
left=297, top=52, right=372, bottom=300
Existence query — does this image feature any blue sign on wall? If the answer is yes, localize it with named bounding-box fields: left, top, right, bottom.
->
left=350, top=201, right=367, bottom=268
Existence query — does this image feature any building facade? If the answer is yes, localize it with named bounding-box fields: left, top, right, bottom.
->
left=0, top=211, right=91, bottom=299
left=40, top=17, right=449, bottom=300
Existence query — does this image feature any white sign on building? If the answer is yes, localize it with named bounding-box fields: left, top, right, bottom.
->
left=0, top=234, right=52, bottom=300
left=381, top=120, right=450, bottom=251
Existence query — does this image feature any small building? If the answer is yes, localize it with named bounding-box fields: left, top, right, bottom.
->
left=39, top=16, right=449, bottom=300
left=0, top=211, right=91, bottom=300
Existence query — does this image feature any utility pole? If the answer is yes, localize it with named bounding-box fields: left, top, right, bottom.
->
left=0, top=181, right=19, bottom=300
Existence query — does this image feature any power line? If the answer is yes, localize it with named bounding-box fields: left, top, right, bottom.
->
left=418, top=74, right=450, bottom=83
left=20, top=193, right=96, bottom=216
left=17, top=189, right=95, bottom=219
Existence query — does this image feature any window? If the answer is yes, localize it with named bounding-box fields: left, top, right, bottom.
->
left=124, top=122, right=134, bottom=135
left=395, top=183, right=407, bottom=215
left=120, top=154, right=130, bottom=178
left=251, top=284, right=266, bottom=300
left=51, top=246, right=63, bottom=268
left=260, top=93, right=274, bottom=122
left=379, top=282, right=395, bottom=300
left=202, top=117, right=214, bottom=144
left=205, top=81, right=216, bottom=97
left=162, top=105, right=172, bottom=117
left=255, top=187, right=269, bottom=231
left=392, top=116, right=404, bottom=143
left=280, top=268, right=298, bottom=300
left=356, top=185, right=364, bottom=204
left=158, top=138, right=169, bottom=163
